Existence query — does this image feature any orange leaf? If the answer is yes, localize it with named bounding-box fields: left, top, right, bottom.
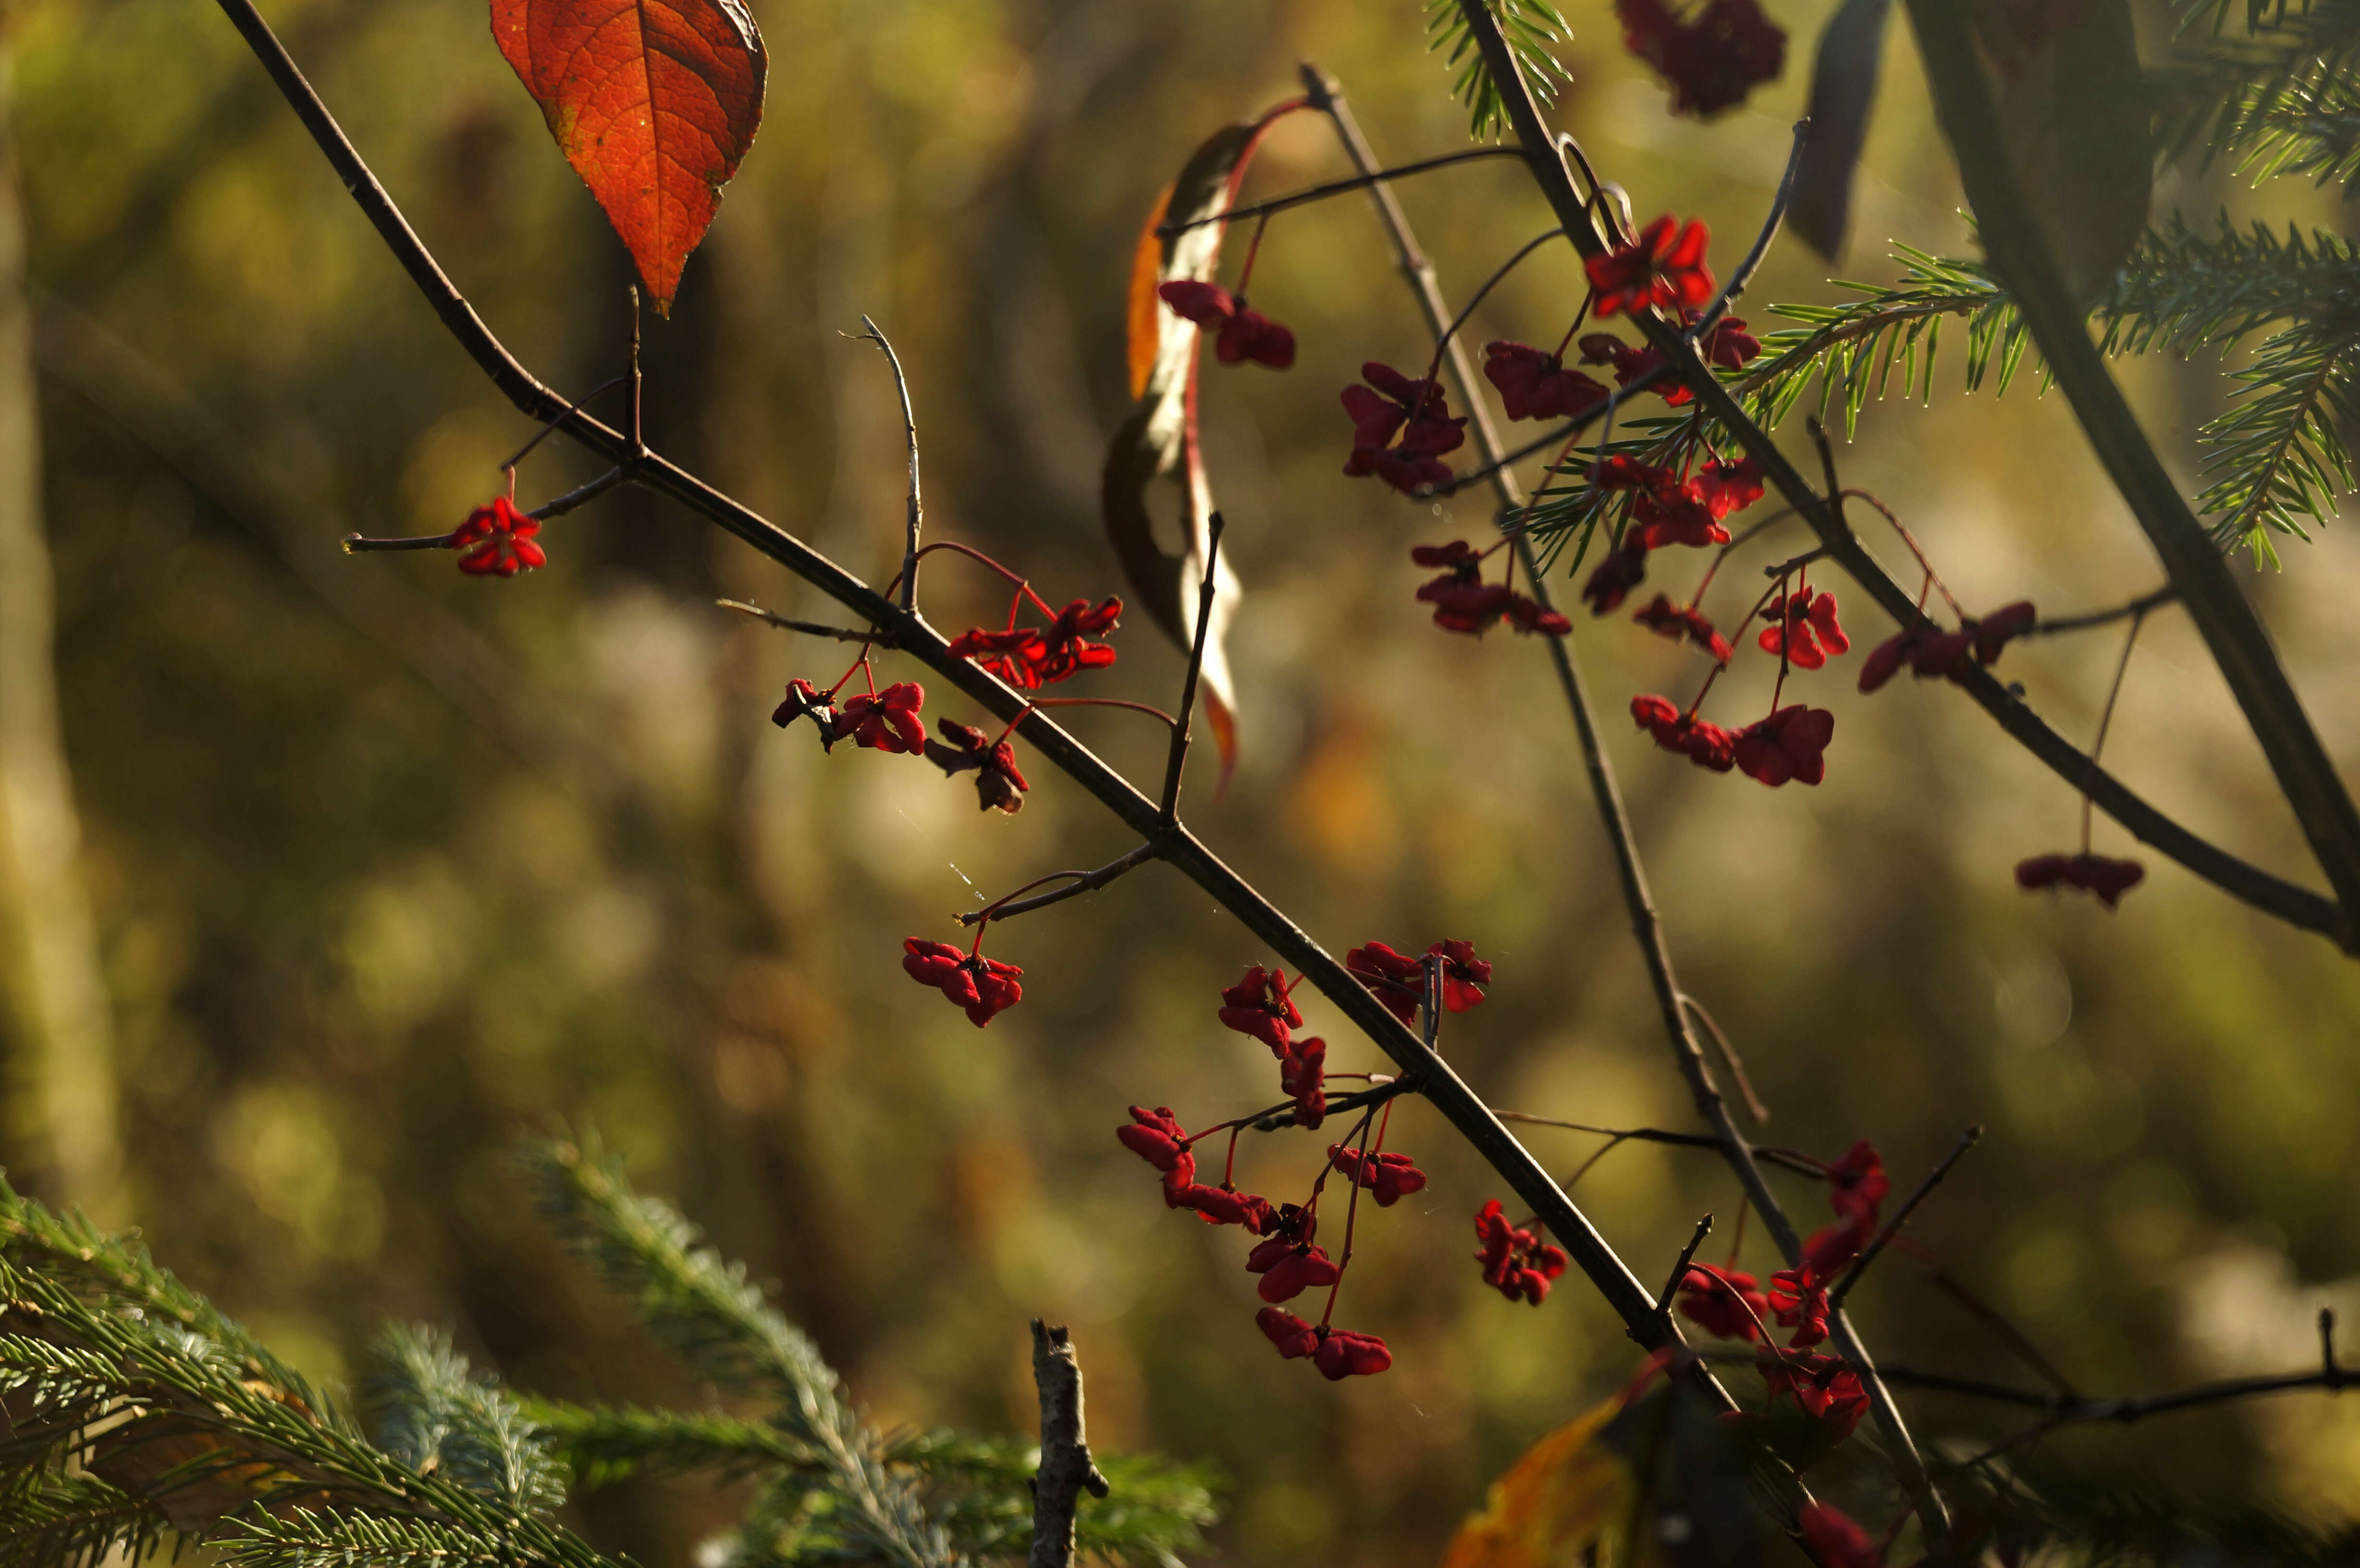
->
left=1440, top=1395, right=1636, bottom=1568
left=491, top=0, right=766, bottom=314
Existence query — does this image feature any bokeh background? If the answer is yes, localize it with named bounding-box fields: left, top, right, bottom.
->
left=3, top=0, right=2358, bottom=1560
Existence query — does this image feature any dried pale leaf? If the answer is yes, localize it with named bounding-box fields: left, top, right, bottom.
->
left=1789, top=0, right=1892, bottom=261
left=1102, top=119, right=1279, bottom=784
left=491, top=0, right=767, bottom=314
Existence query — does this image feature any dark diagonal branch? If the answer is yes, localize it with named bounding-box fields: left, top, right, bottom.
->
left=1028, top=1321, right=1108, bottom=1568
left=716, top=599, right=888, bottom=644
left=215, top=0, right=1684, bottom=1374
left=1655, top=1214, right=1715, bottom=1319
left=1905, top=0, right=2360, bottom=936
left=1690, top=120, right=1810, bottom=340
left=1438, top=8, right=1951, bottom=1535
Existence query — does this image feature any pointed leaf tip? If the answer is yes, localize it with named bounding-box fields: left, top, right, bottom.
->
left=492, top=0, right=767, bottom=312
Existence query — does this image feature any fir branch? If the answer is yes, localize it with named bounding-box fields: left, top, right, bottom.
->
left=214, top=1507, right=546, bottom=1568
left=368, top=1325, right=569, bottom=1516
left=520, top=1398, right=820, bottom=1488
left=0, top=1472, right=169, bottom=1568
left=1423, top=0, right=1571, bottom=140
left=522, top=1135, right=957, bottom=1568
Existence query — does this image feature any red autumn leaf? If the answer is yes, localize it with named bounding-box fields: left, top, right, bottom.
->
left=491, top=0, right=766, bottom=315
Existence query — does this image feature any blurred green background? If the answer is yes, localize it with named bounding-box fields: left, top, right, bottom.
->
left=2, top=0, right=2358, bottom=1560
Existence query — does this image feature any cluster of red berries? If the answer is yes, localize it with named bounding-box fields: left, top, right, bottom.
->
left=1157, top=280, right=1296, bottom=369
left=450, top=494, right=547, bottom=576
left=1407, top=541, right=1570, bottom=637
left=1617, top=0, right=1789, bottom=119
left=944, top=594, right=1124, bottom=690
left=776, top=671, right=1034, bottom=819
left=1675, top=1140, right=1887, bottom=1461
left=1110, top=938, right=1562, bottom=1381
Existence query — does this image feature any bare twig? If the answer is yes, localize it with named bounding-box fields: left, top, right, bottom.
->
left=1155, top=147, right=1526, bottom=235
left=1029, top=1321, right=1109, bottom=1568
left=1689, top=119, right=1810, bottom=340
left=2031, top=585, right=2177, bottom=637
left=1678, top=995, right=1770, bottom=1124
left=215, top=0, right=1680, bottom=1358
left=853, top=316, right=923, bottom=614
left=715, top=599, right=886, bottom=644
left=958, top=844, right=1157, bottom=926
left=1159, top=511, right=1224, bottom=825
left=1828, top=1125, right=1982, bottom=1308
left=530, top=466, right=627, bottom=522
left=1655, top=1213, right=1715, bottom=1319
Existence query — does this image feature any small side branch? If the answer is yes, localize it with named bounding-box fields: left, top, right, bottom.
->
left=854, top=317, right=924, bottom=614
left=1029, top=1321, right=1109, bottom=1568
left=2031, top=585, right=2177, bottom=638
left=1655, top=1213, right=1715, bottom=1319
left=1689, top=119, right=1810, bottom=340
left=1159, top=512, right=1225, bottom=825
left=1156, top=147, right=1526, bottom=236
left=1829, top=1124, right=1982, bottom=1308
left=958, top=845, right=1157, bottom=927
left=715, top=599, right=888, bottom=645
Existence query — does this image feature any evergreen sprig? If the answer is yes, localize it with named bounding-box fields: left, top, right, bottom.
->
left=523, top=1134, right=956, bottom=1568
left=0, top=1176, right=628, bottom=1568
left=369, top=1324, right=570, bottom=1516
left=1424, top=0, right=1572, bottom=140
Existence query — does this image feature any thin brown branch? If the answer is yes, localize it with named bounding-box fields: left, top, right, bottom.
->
left=1828, top=1125, right=1982, bottom=1308
left=715, top=599, right=886, bottom=644
left=1678, top=995, right=1770, bottom=1124
left=216, top=0, right=1682, bottom=1360
left=1155, top=147, right=1526, bottom=235
left=1028, top=1321, right=1109, bottom=1568
left=2032, top=585, right=2177, bottom=637
left=852, top=317, right=923, bottom=614
left=957, top=845, right=1157, bottom=927
left=1655, top=1213, right=1715, bottom=1319
left=530, top=466, right=627, bottom=521
left=1689, top=119, right=1810, bottom=338
left=1159, top=511, right=1224, bottom=824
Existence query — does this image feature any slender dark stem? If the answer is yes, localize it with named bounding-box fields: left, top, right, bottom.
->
left=854, top=317, right=924, bottom=614
left=1445, top=3, right=1949, bottom=1534
left=1828, top=1125, right=1982, bottom=1308
left=957, top=844, right=1157, bottom=927
left=1690, top=120, right=1810, bottom=341
left=715, top=599, right=886, bottom=644
left=1696, top=1351, right=2354, bottom=1423
left=2033, top=585, right=2177, bottom=637
left=1028, top=1321, right=1108, bottom=1568
left=529, top=466, right=627, bottom=521
left=1160, top=512, right=1225, bottom=824
left=1156, top=147, right=1526, bottom=236
left=627, top=288, right=645, bottom=460
left=1678, top=996, right=1770, bottom=1125
left=1655, top=1213, right=1715, bottom=1319
left=2082, top=613, right=2146, bottom=853
left=1434, top=228, right=1568, bottom=365
left=1921, top=1264, right=2080, bottom=1399
left=342, top=532, right=449, bottom=553
left=2323, top=1307, right=2341, bottom=1378
left=500, top=373, right=628, bottom=473
left=1032, top=697, right=1179, bottom=727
